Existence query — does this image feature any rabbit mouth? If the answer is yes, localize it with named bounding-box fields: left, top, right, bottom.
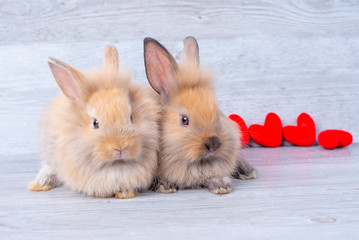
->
left=202, top=151, right=217, bottom=160
left=112, top=155, right=130, bottom=162
left=114, top=153, right=124, bottom=159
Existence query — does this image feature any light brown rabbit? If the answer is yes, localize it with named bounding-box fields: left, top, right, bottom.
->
left=144, top=37, right=256, bottom=194
left=28, top=45, right=160, bottom=198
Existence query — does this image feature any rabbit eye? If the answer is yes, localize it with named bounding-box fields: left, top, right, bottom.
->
left=93, top=119, right=99, bottom=129
left=181, top=115, right=189, bottom=126
left=130, top=114, right=133, bottom=123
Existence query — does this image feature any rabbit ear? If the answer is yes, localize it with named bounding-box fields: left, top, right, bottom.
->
left=144, top=37, right=177, bottom=95
left=104, top=45, right=119, bottom=72
left=183, top=36, right=199, bottom=65
left=47, top=57, right=87, bottom=101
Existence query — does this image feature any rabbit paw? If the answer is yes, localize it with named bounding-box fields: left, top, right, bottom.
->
left=206, top=177, right=232, bottom=194
left=210, top=186, right=232, bottom=194
left=28, top=181, right=55, bottom=191
left=28, top=165, right=59, bottom=191
left=232, top=157, right=258, bottom=180
left=154, top=177, right=177, bottom=193
left=156, top=184, right=177, bottom=194
left=234, top=168, right=257, bottom=180
left=92, top=193, right=115, bottom=198
left=115, top=190, right=138, bottom=199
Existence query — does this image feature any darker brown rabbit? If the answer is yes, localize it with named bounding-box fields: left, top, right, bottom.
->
left=144, top=37, right=257, bottom=194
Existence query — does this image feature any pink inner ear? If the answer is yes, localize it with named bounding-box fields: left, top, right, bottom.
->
left=49, top=63, right=80, bottom=100
left=146, top=44, right=171, bottom=95
left=153, top=48, right=170, bottom=95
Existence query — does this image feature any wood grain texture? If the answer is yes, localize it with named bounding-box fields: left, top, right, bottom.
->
left=1, top=145, right=358, bottom=240
left=0, top=1, right=358, bottom=239
left=1, top=0, right=359, bottom=43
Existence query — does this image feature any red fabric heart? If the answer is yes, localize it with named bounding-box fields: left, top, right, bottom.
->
left=335, top=130, right=353, bottom=147
left=249, top=112, right=282, bottom=148
left=283, top=113, right=316, bottom=146
left=318, top=130, right=353, bottom=149
left=318, top=130, right=338, bottom=149
left=229, top=114, right=250, bottom=147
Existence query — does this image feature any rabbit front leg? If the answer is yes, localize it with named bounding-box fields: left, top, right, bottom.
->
left=154, top=176, right=177, bottom=194
left=28, top=164, right=60, bottom=191
left=204, top=176, right=232, bottom=194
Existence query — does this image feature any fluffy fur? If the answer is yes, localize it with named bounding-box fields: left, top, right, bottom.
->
left=28, top=46, right=160, bottom=198
left=144, top=37, right=256, bottom=194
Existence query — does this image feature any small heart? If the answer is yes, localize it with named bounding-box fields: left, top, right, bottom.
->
left=229, top=114, right=250, bottom=147
left=283, top=113, right=316, bottom=146
left=249, top=112, right=283, bottom=148
left=318, top=130, right=353, bottom=149
left=318, top=130, right=339, bottom=150
left=334, top=130, right=353, bottom=148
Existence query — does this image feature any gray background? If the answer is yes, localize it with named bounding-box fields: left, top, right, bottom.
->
left=0, top=0, right=358, bottom=155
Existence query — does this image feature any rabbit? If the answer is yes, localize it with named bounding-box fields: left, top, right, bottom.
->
left=28, top=45, right=160, bottom=198
left=144, top=37, right=257, bottom=194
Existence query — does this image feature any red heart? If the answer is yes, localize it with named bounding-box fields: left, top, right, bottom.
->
left=283, top=113, right=316, bottom=146
left=335, top=130, right=353, bottom=147
left=249, top=112, right=283, bottom=148
left=229, top=114, right=250, bottom=147
left=318, top=130, right=353, bottom=149
left=318, top=130, right=338, bottom=149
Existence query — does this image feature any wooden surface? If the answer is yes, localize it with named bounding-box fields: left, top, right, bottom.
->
left=1, top=146, right=359, bottom=239
left=1, top=0, right=358, bottom=239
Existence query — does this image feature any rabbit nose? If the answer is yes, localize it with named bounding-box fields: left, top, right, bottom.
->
left=204, top=136, right=221, bottom=152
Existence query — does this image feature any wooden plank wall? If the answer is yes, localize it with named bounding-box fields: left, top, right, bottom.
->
left=0, top=0, right=358, bottom=156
